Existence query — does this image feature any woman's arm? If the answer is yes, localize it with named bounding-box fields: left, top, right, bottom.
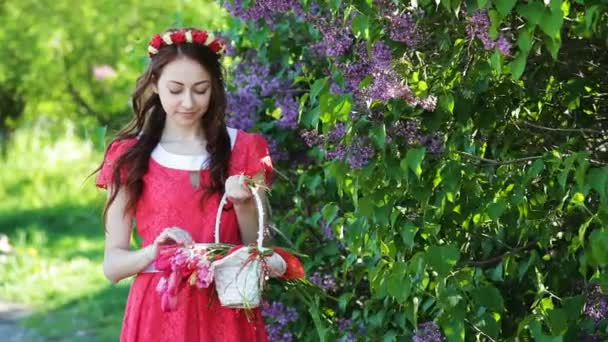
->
left=102, top=185, right=157, bottom=283
left=234, top=188, right=270, bottom=245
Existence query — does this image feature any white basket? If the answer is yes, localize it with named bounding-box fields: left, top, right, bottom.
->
left=211, top=184, right=285, bottom=308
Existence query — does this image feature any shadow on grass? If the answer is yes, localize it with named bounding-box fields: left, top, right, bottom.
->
left=1, top=201, right=137, bottom=341
left=0, top=202, right=105, bottom=260
left=23, top=284, right=130, bottom=342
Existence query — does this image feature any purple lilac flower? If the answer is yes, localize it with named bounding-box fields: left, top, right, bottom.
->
left=584, top=285, right=608, bottom=322
left=373, top=0, right=398, bottom=16
left=276, top=95, right=299, bottom=130
left=330, top=80, right=347, bottom=95
left=317, top=23, right=354, bottom=58
left=413, top=321, right=445, bottom=342
left=393, top=120, right=422, bottom=145
left=372, top=40, right=393, bottom=71
left=466, top=10, right=512, bottom=56
left=421, top=134, right=444, bottom=155
left=389, top=13, right=421, bottom=48
left=300, top=129, right=324, bottom=147
left=348, top=136, right=375, bottom=168
left=310, top=272, right=338, bottom=291
left=262, top=301, right=299, bottom=342
left=226, top=89, right=263, bottom=131
left=328, top=123, right=347, bottom=142
left=223, top=0, right=304, bottom=26
left=326, top=144, right=347, bottom=161
left=495, top=35, right=512, bottom=56
left=342, top=62, right=371, bottom=93
left=419, top=95, right=437, bottom=111
left=266, top=135, right=289, bottom=161
left=336, top=318, right=366, bottom=341
left=321, top=220, right=336, bottom=241
left=263, top=301, right=299, bottom=324
left=365, top=70, right=410, bottom=103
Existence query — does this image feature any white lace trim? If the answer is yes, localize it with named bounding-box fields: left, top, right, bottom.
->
left=150, top=127, right=238, bottom=171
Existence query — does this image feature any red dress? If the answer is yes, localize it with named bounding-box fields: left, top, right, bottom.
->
left=96, top=128, right=272, bottom=342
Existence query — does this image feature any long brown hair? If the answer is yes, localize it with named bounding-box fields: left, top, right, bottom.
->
left=95, top=28, right=231, bottom=222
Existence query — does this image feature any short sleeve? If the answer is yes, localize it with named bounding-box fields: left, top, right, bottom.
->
left=95, top=138, right=137, bottom=190
left=244, top=133, right=274, bottom=186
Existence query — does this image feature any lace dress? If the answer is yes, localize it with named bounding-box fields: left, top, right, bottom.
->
left=96, top=127, right=272, bottom=342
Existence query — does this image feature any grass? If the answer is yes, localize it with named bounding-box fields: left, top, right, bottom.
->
left=0, top=121, right=130, bottom=341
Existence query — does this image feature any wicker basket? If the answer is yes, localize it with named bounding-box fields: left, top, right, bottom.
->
left=211, top=185, right=286, bottom=308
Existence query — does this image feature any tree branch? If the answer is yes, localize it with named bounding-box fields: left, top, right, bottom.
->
left=462, top=241, right=538, bottom=268
left=520, top=120, right=604, bottom=134
left=456, top=151, right=544, bottom=165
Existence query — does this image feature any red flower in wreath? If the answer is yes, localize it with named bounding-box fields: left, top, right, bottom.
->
left=208, top=39, right=223, bottom=54
left=171, top=30, right=187, bottom=44
left=192, top=30, right=209, bottom=44
left=150, top=34, right=164, bottom=49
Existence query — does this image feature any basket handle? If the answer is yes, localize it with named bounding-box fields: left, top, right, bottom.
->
left=214, top=182, right=266, bottom=249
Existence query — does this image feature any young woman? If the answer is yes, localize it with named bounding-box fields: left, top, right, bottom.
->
left=95, top=28, right=272, bottom=341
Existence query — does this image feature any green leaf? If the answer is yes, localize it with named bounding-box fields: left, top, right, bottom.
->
left=321, top=203, right=339, bottom=223
left=371, top=124, right=386, bottom=150
left=426, top=245, right=460, bottom=276
left=517, top=27, right=535, bottom=53
left=440, top=318, right=465, bottom=342
left=471, top=286, right=504, bottom=312
left=569, top=192, right=585, bottom=206
left=489, top=50, right=502, bottom=74
left=473, top=313, right=499, bottom=340
left=517, top=1, right=545, bottom=26
left=439, top=94, right=455, bottom=114
left=310, top=77, right=328, bottom=103
left=539, top=8, right=564, bottom=38
left=400, top=222, right=418, bottom=250
left=351, top=14, right=370, bottom=40
left=544, top=36, right=562, bottom=60
left=561, top=295, right=585, bottom=321
left=496, top=0, right=517, bottom=17
left=387, top=262, right=412, bottom=303
left=487, top=199, right=507, bottom=220
left=510, top=50, right=528, bottom=80
left=589, top=230, right=608, bottom=266
left=403, top=148, right=426, bottom=179
left=526, top=159, right=545, bottom=180
left=546, top=308, right=568, bottom=335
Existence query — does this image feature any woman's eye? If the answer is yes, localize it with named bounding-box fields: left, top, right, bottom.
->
left=169, top=89, right=181, bottom=94
left=195, top=90, right=208, bottom=95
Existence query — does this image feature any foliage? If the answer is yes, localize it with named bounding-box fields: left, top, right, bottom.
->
left=217, top=0, right=608, bottom=340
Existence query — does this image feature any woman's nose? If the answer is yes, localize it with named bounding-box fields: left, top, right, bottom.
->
left=181, top=91, right=194, bottom=108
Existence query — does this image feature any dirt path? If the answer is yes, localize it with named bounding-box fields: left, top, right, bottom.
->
left=0, top=301, right=45, bottom=342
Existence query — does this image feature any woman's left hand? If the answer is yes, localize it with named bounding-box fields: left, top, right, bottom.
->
left=225, top=174, right=253, bottom=205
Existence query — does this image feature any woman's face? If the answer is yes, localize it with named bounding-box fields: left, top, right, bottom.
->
left=153, top=56, right=212, bottom=129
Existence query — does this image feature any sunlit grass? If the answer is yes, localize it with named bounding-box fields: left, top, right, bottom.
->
left=0, top=121, right=129, bottom=340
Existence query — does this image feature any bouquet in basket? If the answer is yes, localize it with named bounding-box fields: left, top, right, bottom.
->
left=153, top=174, right=305, bottom=312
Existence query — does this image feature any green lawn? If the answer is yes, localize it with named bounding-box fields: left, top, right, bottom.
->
left=0, top=123, right=130, bottom=341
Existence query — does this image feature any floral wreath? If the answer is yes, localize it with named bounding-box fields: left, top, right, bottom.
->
left=147, top=29, right=227, bottom=58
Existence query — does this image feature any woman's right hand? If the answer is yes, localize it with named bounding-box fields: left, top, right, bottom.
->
left=153, top=226, right=194, bottom=247
left=148, top=227, right=194, bottom=261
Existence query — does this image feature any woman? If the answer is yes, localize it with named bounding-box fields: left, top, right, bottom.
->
left=95, top=27, right=272, bottom=341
